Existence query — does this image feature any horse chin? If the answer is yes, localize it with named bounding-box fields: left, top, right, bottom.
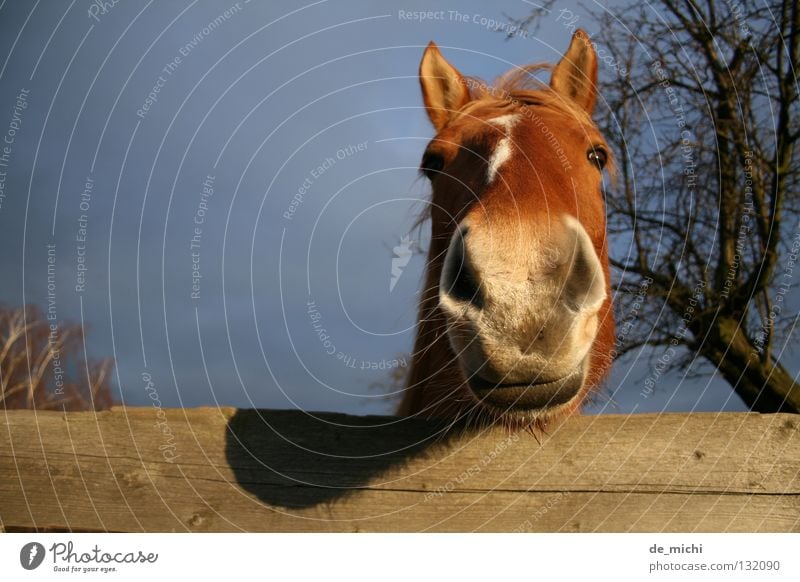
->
left=460, top=358, right=590, bottom=429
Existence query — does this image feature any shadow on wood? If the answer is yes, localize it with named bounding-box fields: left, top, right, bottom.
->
left=224, top=409, right=452, bottom=509
left=1, top=408, right=798, bottom=531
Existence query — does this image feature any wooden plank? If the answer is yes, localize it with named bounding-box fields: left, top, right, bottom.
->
left=1, top=408, right=798, bottom=532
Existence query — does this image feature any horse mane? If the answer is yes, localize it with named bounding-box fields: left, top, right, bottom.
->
left=461, top=64, right=598, bottom=129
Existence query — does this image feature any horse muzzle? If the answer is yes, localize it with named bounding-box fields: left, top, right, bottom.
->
left=437, top=214, right=605, bottom=414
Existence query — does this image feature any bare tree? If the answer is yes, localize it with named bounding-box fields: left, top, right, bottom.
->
left=512, top=0, right=800, bottom=411
left=0, top=305, right=113, bottom=411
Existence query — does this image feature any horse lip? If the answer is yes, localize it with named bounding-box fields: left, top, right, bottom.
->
left=466, top=365, right=585, bottom=410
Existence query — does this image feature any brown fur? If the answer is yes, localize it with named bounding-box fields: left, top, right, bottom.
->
left=401, top=31, right=615, bottom=431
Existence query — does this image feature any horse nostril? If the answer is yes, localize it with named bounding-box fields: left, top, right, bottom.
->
left=449, top=258, right=482, bottom=306
left=441, top=228, right=484, bottom=308
left=562, top=216, right=606, bottom=313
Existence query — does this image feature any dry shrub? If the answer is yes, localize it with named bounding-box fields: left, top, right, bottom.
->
left=0, top=305, right=113, bottom=411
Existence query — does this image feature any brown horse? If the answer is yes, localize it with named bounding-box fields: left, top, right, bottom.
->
left=399, top=30, right=615, bottom=430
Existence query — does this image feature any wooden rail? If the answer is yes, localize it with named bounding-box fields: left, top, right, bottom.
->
left=1, top=408, right=798, bottom=532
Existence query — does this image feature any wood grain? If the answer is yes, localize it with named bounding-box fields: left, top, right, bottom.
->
left=1, top=408, right=798, bottom=532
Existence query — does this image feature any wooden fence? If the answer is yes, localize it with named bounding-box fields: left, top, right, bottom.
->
left=1, top=408, right=798, bottom=532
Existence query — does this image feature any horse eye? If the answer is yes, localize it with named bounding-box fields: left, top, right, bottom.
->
left=587, top=147, right=608, bottom=170
left=421, top=153, right=445, bottom=179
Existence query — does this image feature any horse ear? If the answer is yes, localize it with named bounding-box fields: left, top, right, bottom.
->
left=550, top=29, right=598, bottom=114
left=419, top=42, right=470, bottom=131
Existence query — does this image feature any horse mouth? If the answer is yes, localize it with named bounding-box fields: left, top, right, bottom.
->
left=466, top=364, right=585, bottom=411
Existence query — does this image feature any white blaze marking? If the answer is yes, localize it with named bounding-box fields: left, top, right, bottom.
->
left=489, top=114, right=520, bottom=130
left=486, top=114, right=520, bottom=184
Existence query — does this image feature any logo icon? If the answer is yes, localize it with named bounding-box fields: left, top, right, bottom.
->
left=20, top=542, right=46, bottom=570
left=390, top=234, right=416, bottom=292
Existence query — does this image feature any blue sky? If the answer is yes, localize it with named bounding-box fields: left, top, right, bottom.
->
left=0, top=0, right=752, bottom=415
